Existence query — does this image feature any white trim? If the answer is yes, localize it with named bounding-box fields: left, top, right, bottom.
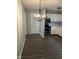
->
left=17, top=56, right=21, bottom=59
left=17, top=37, right=26, bottom=59
left=20, top=38, right=26, bottom=59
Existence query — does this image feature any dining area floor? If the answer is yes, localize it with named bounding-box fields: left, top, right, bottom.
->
left=21, top=34, right=62, bottom=59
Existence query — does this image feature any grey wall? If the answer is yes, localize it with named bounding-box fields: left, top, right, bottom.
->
left=25, top=9, right=40, bottom=34
left=26, top=11, right=31, bottom=34
left=17, top=0, right=26, bottom=59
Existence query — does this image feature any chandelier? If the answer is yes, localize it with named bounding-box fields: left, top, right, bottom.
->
left=34, top=0, right=46, bottom=21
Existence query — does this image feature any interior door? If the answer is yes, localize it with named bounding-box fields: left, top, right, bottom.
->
left=31, top=14, right=40, bottom=34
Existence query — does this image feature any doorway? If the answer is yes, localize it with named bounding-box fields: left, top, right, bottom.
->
left=44, top=18, right=51, bottom=36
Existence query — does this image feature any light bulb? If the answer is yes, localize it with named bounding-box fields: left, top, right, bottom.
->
left=37, top=14, right=41, bottom=18
left=42, top=14, right=46, bottom=18
left=34, top=14, right=37, bottom=18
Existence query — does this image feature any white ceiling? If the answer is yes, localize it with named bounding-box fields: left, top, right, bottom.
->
left=23, top=0, right=62, bottom=10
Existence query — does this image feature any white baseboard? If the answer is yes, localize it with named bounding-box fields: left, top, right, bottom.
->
left=17, top=38, right=26, bottom=59
left=17, top=56, right=21, bottom=59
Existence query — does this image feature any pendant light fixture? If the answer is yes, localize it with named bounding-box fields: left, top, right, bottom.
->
left=34, top=0, right=46, bottom=21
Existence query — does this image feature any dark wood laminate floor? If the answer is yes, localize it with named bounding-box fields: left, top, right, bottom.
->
left=21, top=34, right=62, bottom=59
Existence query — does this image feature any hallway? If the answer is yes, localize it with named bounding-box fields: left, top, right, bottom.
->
left=21, top=34, right=62, bottom=59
